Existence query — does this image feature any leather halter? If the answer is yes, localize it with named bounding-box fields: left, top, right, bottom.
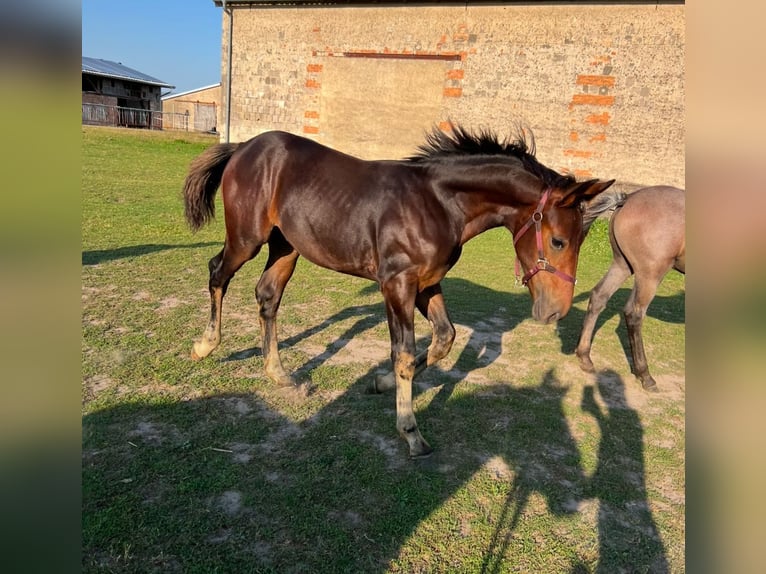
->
left=513, top=188, right=577, bottom=286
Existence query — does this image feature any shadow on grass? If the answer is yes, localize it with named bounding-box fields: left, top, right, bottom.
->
left=221, top=277, right=537, bottom=382
left=83, top=279, right=671, bottom=572
left=82, top=242, right=221, bottom=265
left=82, top=369, right=668, bottom=573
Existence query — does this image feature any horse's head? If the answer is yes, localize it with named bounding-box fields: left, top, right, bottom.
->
left=513, top=179, right=615, bottom=323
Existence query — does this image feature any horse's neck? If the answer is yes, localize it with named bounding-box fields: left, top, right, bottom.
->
left=434, top=162, right=538, bottom=244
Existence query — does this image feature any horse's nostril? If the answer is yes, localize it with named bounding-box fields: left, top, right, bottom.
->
left=546, top=312, right=560, bottom=324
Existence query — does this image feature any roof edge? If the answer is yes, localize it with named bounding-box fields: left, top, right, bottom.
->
left=162, top=83, right=222, bottom=100
left=213, top=0, right=684, bottom=6
left=82, top=57, right=176, bottom=89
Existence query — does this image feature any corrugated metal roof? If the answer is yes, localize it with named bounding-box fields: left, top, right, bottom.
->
left=82, top=57, right=175, bottom=89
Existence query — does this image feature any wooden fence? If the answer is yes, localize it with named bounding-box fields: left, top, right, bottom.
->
left=82, top=103, right=214, bottom=133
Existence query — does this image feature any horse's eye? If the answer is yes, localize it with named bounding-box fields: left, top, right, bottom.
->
left=551, top=237, right=566, bottom=250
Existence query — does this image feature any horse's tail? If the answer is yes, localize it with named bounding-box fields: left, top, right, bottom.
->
left=582, top=190, right=628, bottom=235
left=183, top=142, right=240, bottom=232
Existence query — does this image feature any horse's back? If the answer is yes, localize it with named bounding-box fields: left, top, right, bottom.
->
left=218, top=130, right=447, bottom=280
left=611, top=185, right=685, bottom=273
left=220, top=130, right=373, bottom=223
left=226, top=130, right=361, bottom=182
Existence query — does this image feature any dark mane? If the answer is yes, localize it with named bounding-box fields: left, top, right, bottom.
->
left=409, top=122, right=576, bottom=189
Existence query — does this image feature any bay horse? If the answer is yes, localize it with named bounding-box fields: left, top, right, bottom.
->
left=183, top=125, right=614, bottom=457
left=576, top=185, right=685, bottom=391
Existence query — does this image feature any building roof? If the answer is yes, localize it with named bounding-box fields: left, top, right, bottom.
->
left=162, top=83, right=221, bottom=101
left=82, top=57, right=175, bottom=89
left=213, top=0, right=681, bottom=5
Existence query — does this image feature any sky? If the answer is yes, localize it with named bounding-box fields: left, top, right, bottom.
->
left=81, top=0, right=223, bottom=96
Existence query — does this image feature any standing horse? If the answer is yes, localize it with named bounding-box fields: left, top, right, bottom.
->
left=183, top=125, right=614, bottom=457
left=576, top=185, right=685, bottom=391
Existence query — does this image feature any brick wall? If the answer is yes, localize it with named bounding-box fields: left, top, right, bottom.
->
left=221, top=3, right=684, bottom=188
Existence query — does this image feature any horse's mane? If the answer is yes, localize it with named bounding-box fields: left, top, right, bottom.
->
left=409, top=122, right=576, bottom=190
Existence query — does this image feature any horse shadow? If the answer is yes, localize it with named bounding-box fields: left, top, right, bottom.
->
left=221, top=277, right=532, bottom=387
left=82, top=279, right=671, bottom=572
left=82, top=242, right=221, bottom=265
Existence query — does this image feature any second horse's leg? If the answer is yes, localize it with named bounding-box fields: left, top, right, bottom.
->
left=575, top=258, right=631, bottom=373
left=255, top=231, right=300, bottom=387
left=624, top=275, right=663, bottom=391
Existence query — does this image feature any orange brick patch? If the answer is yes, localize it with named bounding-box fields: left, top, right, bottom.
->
left=570, top=94, right=615, bottom=107
left=303, top=125, right=319, bottom=134
left=576, top=75, right=615, bottom=87
left=563, top=149, right=594, bottom=159
left=585, top=112, right=611, bottom=125
left=443, top=87, right=462, bottom=98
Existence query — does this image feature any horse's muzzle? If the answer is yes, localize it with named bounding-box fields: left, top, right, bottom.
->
left=532, top=299, right=567, bottom=324
left=544, top=311, right=561, bottom=324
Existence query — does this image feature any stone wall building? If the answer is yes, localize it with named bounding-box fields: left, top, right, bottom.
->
left=213, top=1, right=684, bottom=188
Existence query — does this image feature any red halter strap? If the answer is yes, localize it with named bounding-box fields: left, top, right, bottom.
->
left=513, top=188, right=577, bottom=286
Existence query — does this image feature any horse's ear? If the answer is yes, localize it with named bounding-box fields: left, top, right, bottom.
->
left=555, top=179, right=616, bottom=208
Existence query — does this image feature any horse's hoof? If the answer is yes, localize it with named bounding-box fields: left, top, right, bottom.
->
left=367, top=374, right=389, bottom=394
left=406, top=434, right=433, bottom=459
left=277, top=379, right=310, bottom=397
left=642, top=380, right=659, bottom=393
left=276, top=376, right=297, bottom=388
left=409, top=444, right=434, bottom=460
left=268, top=371, right=298, bottom=388
left=372, top=372, right=396, bottom=393
left=192, top=340, right=215, bottom=360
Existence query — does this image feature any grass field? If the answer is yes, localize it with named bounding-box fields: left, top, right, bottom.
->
left=82, top=126, right=685, bottom=573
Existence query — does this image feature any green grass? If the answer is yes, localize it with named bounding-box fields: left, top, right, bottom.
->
left=82, top=126, right=685, bottom=573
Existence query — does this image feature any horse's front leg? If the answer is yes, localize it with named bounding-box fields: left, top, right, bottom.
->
left=575, top=259, right=631, bottom=372
left=381, top=275, right=433, bottom=458
left=373, top=283, right=455, bottom=393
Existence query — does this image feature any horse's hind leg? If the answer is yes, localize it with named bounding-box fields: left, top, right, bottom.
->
left=255, top=230, right=300, bottom=387
left=372, top=283, right=456, bottom=393
left=575, top=257, right=631, bottom=372
left=624, top=274, right=664, bottom=391
left=192, top=242, right=261, bottom=360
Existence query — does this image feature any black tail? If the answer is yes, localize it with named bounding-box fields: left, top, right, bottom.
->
left=581, top=191, right=628, bottom=235
left=183, top=142, right=240, bottom=232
